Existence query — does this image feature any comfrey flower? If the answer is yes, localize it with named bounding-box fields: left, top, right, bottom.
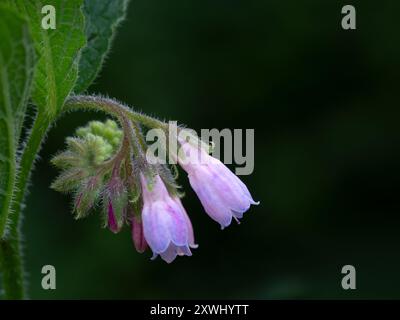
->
left=52, top=95, right=258, bottom=264
left=140, top=174, right=197, bottom=263
left=177, top=138, right=259, bottom=229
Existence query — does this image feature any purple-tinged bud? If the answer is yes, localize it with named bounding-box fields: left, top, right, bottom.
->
left=140, top=174, right=197, bottom=263
left=107, top=201, right=120, bottom=233
left=178, top=141, right=259, bottom=229
left=103, top=176, right=127, bottom=233
left=131, top=215, right=148, bottom=253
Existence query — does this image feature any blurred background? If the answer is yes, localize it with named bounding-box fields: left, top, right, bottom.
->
left=25, top=0, right=399, bottom=298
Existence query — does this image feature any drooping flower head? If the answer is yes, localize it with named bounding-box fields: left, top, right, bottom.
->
left=51, top=96, right=259, bottom=264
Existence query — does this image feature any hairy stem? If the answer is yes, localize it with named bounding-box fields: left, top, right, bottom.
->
left=0, top=233, right=23, bottom=299
left=64, top=95, right=167, bottom=130
left=0, top=112, right=52, bottom=299
left=64, top=95, right=163, bottom=170
left=10, top=113, right=51, bottom=233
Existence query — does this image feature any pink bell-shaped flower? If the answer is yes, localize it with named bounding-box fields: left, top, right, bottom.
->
left=178, top=140, right=258, bottom=229
left=140, top=174, right=197, bottom=263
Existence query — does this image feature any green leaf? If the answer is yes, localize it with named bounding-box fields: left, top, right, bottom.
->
left=9, top=0, right=86, bottom=116
left=0, top=5, right=35, bottom=236
left=74, top=0, right=130, bottom=93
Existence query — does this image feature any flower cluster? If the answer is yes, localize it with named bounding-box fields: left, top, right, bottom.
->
left=52, top=97, right=258, bottom=263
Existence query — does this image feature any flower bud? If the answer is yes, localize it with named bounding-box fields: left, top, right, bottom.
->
left=131, top=215, right=148, bottom=253
left=103, top=176, right=128, bottom=233
left=107, top=201, right=120, bottom=233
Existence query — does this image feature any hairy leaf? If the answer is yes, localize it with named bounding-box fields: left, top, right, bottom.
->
left=9, top=0, right=86, bottom=116
left=74, top=0, right=130, bottom=93
left=0, top=6, right=35, bottom=235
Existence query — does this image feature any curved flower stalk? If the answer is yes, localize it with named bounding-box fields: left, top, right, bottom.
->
left=51, top=95, right=258, bottom=263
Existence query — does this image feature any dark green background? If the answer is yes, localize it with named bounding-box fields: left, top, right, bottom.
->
left=25, top=0, right=399, bottom=298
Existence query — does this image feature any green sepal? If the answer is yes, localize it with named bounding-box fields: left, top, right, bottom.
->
left=157, top=164, right=182, bottom=198
left=51, top=168, right=87, bottom=193
left=74, top=176, right=103, bottom=219
left=51, top=150, right=82, bottom=169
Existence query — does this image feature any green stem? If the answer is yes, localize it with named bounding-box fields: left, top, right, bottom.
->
left=10, top=113, right=51, bottom=233
left=0, top=112, right=51, bottom=299
left=64, top=95, right=167, bottom=130
left=0, top=233, right=23, bottom=299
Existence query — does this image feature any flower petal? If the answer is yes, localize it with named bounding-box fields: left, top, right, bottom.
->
left=173, top=197, right=198, bottom=248
left=188, top=170, right=233, bottom=229
left=142, top=202, right=171, bottom=254
left=159, top=243, right=179, bottom=263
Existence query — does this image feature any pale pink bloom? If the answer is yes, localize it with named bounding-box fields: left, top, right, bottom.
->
left=178, top=141, right=259, bottom=229
left=173, top=196, right=197, bottom=249
left=140, top=174, right=197, bottom=263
